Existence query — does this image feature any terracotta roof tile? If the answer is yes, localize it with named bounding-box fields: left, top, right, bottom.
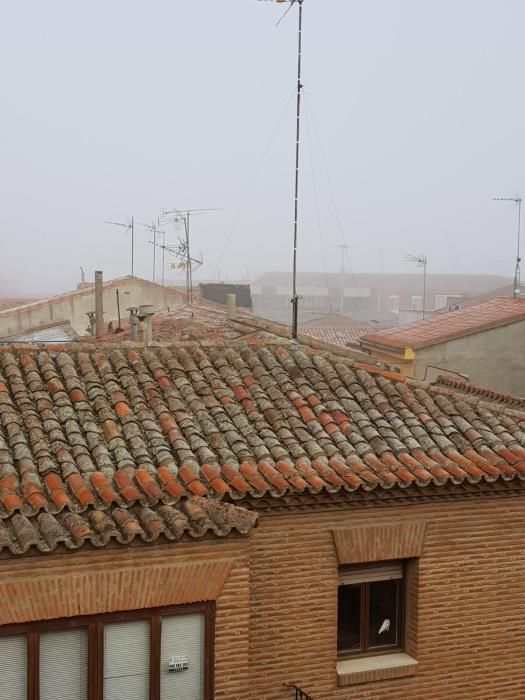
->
left=300, top=326, right=367, bottom=346
left=361, top=297, right=525, bottom=351
left=0, top=496, right=257, bottom=555
left=0, top=341, right=523, bottom=552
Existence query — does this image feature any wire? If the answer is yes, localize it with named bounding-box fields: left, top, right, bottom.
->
left=304, top=106, right=332, bottom=311
left=303, top=90, right=369, bottom=321
left=211, top=89, right=296, bottom=281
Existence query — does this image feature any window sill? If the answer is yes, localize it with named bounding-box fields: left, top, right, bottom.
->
left=337, top=652, right=418, bottom=687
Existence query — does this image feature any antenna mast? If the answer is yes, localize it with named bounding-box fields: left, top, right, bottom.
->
left=291, top=0, right=304, bottom=339
left=162, top=208, right=222, bottom=303
left=105, top=217, right=135, bottom=276
left=136, top=221, right=165, bottom=283
left=259, top=0, right=304, bottom=338
left=337, top=244, right=349, bottom=313
left=406, top=253, right=428, bottom=319
left=493, top=196, right=522, bottom=298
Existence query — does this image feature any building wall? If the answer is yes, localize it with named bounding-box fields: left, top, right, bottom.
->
left=0, top=536, right=251, bottom=700
left=200, top=283, right=252, bottom=309
left=4, top=492, right=525, bottom=699
left=0, top=279, right=185, bottom=338
left=249, top=494, right=525, bottom=700
left=413, top=319, right=525, bottom=394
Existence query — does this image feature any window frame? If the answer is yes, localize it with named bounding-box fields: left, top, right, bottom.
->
left=0, top=602, right=215, bottom=700
left=337, top=562, right=405, bottom=661
left=388, top=295, right=400, bottom=313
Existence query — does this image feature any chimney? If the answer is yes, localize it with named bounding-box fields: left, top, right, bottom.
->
left=128, top=307, right=139, bottom=342
left=138, top=305, right=155, bottom=344
left=95, top=271, right=104, bottom=337
left=138, top=319, right=146, bottom=344
left=226, top=293, right=237, bottom=319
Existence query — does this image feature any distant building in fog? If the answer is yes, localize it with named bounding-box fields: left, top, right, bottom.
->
left=250, top=271, right=511, bottom=325
left=199, top=283, right=252, bottom=309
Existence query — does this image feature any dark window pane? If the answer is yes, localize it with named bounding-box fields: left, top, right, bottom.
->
left=368, top=579, right=399, bottom=648
left=337, top=584, right=361, bottom=652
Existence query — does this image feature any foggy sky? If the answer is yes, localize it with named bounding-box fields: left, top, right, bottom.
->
left=1, top=0, right=524, bottom=296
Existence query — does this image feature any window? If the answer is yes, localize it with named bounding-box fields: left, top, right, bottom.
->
left=338, top=562, right=403, bottom=658
left=411, top=296, right=423, bottom=311
left=0, top=604, right=213, bottom=700
left=435, top=294, right=448, bottom=310
left=435, top=294, right=462, bottom=310
left=388, top=295, right=400, bottom=314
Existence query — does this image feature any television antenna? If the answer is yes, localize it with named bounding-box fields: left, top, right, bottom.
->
left=493, top=195, right=522, bottom=298
left=259, top=0, right=304, bottom=338
left=337, top=244, right=349, bottom=314
left=136, top=220, right=165, bottom=284
left=105, top=217, right=135, bottom=276
left=160, top=208, right=221, bottom=303
left=406, top=253, right=428, bottom=319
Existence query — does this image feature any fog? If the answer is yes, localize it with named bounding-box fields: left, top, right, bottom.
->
left=1, top=0, right=525, bottom=296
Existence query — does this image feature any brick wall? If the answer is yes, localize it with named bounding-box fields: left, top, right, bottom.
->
left=4, top=493, right=525, bottom=699
left=0, top=536, right=251, bottom=700
left=249, top=495, right=525, bottom=700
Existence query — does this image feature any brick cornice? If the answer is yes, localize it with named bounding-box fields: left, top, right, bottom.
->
left=0, top=558, right=234, bottom=625
left=332, top=520, right=427, bottom=564
left=242, top=478, right=525, bottom=513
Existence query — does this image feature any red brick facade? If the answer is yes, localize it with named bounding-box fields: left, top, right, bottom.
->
left=0, top=536, right=251, bottom=700
left=2, top=490, right=525, bottom=698
left=248, top=490, right=525, bottom=700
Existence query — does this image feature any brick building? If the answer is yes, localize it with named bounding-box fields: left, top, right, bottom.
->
left=1, top=341, right=525, bottom=699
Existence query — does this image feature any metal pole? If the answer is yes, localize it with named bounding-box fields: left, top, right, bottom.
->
left=116, top=289, right=121, bottom=329
left=338, top=244, right=348, bottom=313
left=422, top=257, right=427, bottom=319
left=131, top=216, right=135, bottom=276
left=95, top=271, right=104, bottom=337
left=291, top=0, right=304, bottom=339
left=162, top=230, right=166, bottom=286
left=515, top=199, right=522, bottom=298
left=152, top=221, right=157, bottom=284
left=186, top=212, right=192, bottom=303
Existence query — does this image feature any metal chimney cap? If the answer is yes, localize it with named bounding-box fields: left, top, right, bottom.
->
left=138, top=304, right=155, bottom=317
left=127, top=306, right=139, bottom=313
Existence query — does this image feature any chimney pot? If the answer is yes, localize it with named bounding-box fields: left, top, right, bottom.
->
left=226, top=293, right=237, bottom=319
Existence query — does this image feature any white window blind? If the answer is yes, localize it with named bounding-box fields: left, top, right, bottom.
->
left=40, top=627, right=88, bottom=700
left=0, top=634, right=26, bottom=700
left=104, top=620, right=150, bottom=700
left=160, top=613, right=205, bottom=700
left=339, top=562, right=403, bottom=586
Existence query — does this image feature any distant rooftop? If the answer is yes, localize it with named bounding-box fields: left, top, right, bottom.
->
left=99, top=297, right=372, bottom=358
left=0, top=276, right=186, bottom=320
left=253, top=271, right=511, bottom=295
left=360, top=297, right=525, bottom=351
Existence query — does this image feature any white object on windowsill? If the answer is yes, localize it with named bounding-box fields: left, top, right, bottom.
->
left=378, top=619, right=390, bottom=635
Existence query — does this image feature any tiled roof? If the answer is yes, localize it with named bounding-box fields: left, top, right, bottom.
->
left=101, top=300, right=262, bottom=343
left=99, top=300, right=374, bottom=359
left=0, top=341, right=523, bottom=536
left=360, top=298, right=525, bottom=351
left=433, top=375, right=525, bottom=409
left=300, top=327, right=368, bottom=347
left=0, top=496, right=257, bottom=555
left=0, top=321, right=76, bottom=344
